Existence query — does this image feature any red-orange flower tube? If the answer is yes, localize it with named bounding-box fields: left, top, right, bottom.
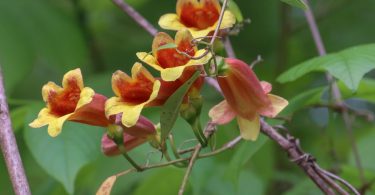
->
left=209, top=58, right=288, bottom=141
left=29, top=69, right=110, bottom=137
left=101, top=133, right=148, bottom=156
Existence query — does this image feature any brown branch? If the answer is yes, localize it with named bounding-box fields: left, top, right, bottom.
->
left=111, top=0, right=158, bottom=36
left=303, top=0, right=366, bottom=186
left=0, top=68, right=31, bottom=195
left=260, top=120, right=335, bottom=194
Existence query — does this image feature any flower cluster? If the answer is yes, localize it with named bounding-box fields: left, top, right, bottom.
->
left=29, top=0, right=287, bottom=157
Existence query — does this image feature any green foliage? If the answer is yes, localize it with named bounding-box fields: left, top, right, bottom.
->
left=282, top=78, right=375, bottom=116
left=281, top=87, right=326, bottom=115
left=10, top=106, right=29, bottom=132
left=227, top=1, right=244, bottom=22
left=24, top=104, right=104, bottom=194
left=349, top=129, right=375, bottom=173
left=225, top=134, right=268, bottom=183
left=160, top=71, right=200, bottom=141
left=340, top=78, right=375, bottom=104
left=0, top=0, right=88, bottom=93
left=133, top=168, right=187, bottom=195
left=280, top=0, right=308, bottom=10
left=278, top=44, right=375, bottom=91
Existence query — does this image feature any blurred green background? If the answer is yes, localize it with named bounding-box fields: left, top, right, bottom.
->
left=1, top=0, right=375, bottom=194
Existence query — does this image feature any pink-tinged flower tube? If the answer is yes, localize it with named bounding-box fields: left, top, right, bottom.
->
left=105, top=63, right=161, bottom=128
left=136, top=29, right=211, bottom=81
left=158, top=0, right=236, bottom=38
left=101, top=116, right=157, bottom=156
left=101, top=133, right=147, bottom=156
left=29, top=69, right=110, bottom=137
left=209, top=58, right=288, bottom=141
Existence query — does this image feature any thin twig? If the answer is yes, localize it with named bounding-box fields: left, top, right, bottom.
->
left=303, top=0, right=366, bottom=186
left=111, top=0, right=158, bottom=36
left=178, top=145, right=201, bottom=195
left=223, top=36, right=236, bottom=58
left=315, top=163, right=360, bottom=195
left=0, top=68, right=31, bottom=195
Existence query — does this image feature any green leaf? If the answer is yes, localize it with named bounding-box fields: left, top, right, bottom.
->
left=341, top=165, right=375, bottom=189
left=225, top=134, right=268, bottom=183
left=280, top=0, right=308, bottom=10
left=160, top=71, right=200, bottom=141
left=281, top=87, right=326, bottom=115
left=227, top=1, right=243, bottom=22
left=349, top=128, right=375, bottom=173
left=280, top=78, right=375, bottom=116
left=157, top=43, right=177, bottom=51
left=277, top=44, right=375, bottom=91
left=24, top=103, right=104, bottom=194
left=10, top=106, right=29, bottom=132
left=0, top=0, right=88, bottom=92
left=285, top=179, right=323, bottom=195
left=340, top=78, right=375, bottom=104
left=133, top=168, right=187, bottom=195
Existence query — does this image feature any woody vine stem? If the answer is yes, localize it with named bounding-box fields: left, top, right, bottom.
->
left=0, top=68, right=31, bottom=195
left=110, top=0, right=360, bottom=194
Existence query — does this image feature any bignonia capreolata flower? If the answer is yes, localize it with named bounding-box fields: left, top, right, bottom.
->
left=158, top=0, right=236, bottom=38
left=209, top=58, right=289, bottom=141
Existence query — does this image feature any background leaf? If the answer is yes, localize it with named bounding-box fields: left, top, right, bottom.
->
left=24, top=103, right=104, bottom=194
left=225, top=134, right=268, bottom=183
left=280, top=0, right=308, bottom=10
left=0, top=0, right=88, bottom=94
left=133, top=168, right=187, bottom=195
left=277, top=44, right=375, bottom=91
left=160, top=71, right=200, bottom=141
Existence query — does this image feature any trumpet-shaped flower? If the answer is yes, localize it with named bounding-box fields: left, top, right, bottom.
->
left=29, top=69, right=110, bottom=137
left=105, top=63, right=161, bottom=128
left=101, top=116, right=156, bottom=156
left=101, top=133, right=147, bottom=156
left=209, top=58, right=288, bottom=141
left=136, top=29, right=211, bottom=81
left=158, top=0, right=236, bottom=38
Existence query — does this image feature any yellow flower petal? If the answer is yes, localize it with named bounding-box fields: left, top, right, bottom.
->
left=29, top=108, right=57, bottom=128
left=121, top=104, right=146, bottom=127
left=48, top=114, right=72, bottom=137
left=160, top=66, right=186, bottom=82
left=76, top=87, right=95, bottom=109
left=62, top=68, right=84, bottom=90
left=237, top=115, right=260, bottom=141
left=158, top=13, right=186, bottom=31
left=188, top=27, right=215, bottom=38
left=209, top=100, right=236, bottom=125
left=105, top=97, right=125, bottom=118
left=160, top=49, right=211, bottom=81
left=41, top=82, right=62, bottom=102
left=131, top=62, right=155, bottom=82
left=266, top=94, right=289, bottom=118
left=152, top=32, right=174, bottom=57
left=220, top=10, right=236, bottom=29
left=120, top=80, right=161, bottom=127
left=175, top=29, right=197, bottom=52
left=136, top=52, right=163, bottom=71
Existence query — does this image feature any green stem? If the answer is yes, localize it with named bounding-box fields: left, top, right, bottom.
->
left=118, top=145, right=143, bottom=172
left=191, top=118, right=207, bottom=147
